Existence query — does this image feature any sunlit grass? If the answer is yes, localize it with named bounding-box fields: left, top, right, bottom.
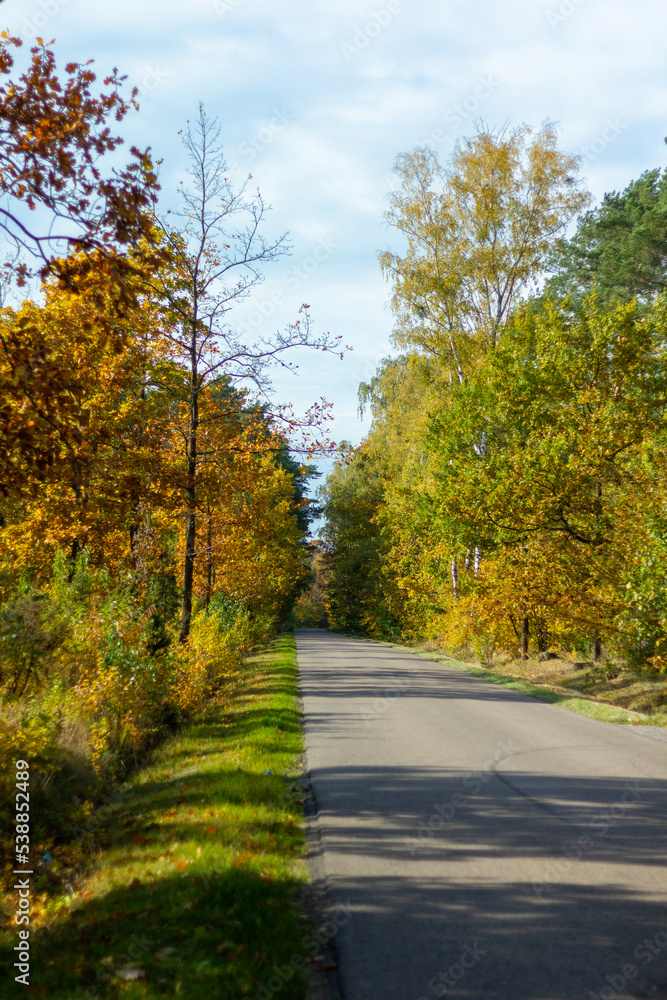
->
left=354, top=635, right=667, bottom=728
left=8, top=634, right=309, bottom=999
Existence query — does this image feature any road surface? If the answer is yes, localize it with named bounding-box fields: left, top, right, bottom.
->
left=296, top=629, right=667, bottom=1000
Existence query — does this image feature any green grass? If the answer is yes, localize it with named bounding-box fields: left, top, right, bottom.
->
left=5, top=634, right=310, bottom=999
left=428, top=657, right=666, bottom=725
left=350, top=633, right=667, bottom=728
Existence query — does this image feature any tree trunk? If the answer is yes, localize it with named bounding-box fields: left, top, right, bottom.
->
left=536, top=619, right=549, bottom=654
left=129, top=521, right=140, bottom=571
left=129, top=379, right=148, bottom=572
left=179, top=345, right=199, bottom=643
left=204, top=509, right=213, bottom=614
left=451, top=557, right=458, bottom=599
left=521, top=617, right=529, bottom=659
left=592, top=633, right=602, bottom=661
left=180, top=506, right=196, bottom=642
left=67, top=537, right=80, bottom=584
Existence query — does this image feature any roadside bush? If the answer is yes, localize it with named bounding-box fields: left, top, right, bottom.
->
left=0, top=547, right=285, bottom=909
left=179, top=596, right=276, bottom=714
left=0, top=592, right=68, bottom=697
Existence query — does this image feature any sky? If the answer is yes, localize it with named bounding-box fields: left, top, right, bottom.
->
left=3, top=0, right=667, bottom=469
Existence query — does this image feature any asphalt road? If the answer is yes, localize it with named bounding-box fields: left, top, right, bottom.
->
left=296, top=629, right=667, bottom=1000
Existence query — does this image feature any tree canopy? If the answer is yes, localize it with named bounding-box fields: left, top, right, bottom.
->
left=322, top=126, right=667, bottom=677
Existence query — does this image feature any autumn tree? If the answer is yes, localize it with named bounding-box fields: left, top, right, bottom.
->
left=366, top=122, right=592, bottom=607
left=0, top=16, right=158, bottom=282
left=150, top=106, right=343, bottom=641
left=324, top=123, right=592, bottom=642
left=323, top=137, right=667, bottom=667
left=0, top=16, right=163, bottom=490
left=425, top=294, right=667, bottom=657
left=0, top=262, right=172, bottom=587
left=192, top=389, right=310, bottom=621
left=379, top=122, right=590, bottom=378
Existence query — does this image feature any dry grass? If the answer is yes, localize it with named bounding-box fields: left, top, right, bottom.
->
left=412, top=643, right=667, bottom=726
left=487, top=655, right=667, bottom=718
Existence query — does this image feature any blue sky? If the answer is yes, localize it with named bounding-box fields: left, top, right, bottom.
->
left=4, top=0, right=667, bottom=459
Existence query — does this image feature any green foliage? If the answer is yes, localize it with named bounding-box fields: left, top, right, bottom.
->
left=0, top=592, right=67, bottom=697
left=420, top=295, right=667, bottom=653
left=323, top=142, right=667, bottom=682
left=147, top=569, right=181, bottom=653
left=0, top=636, right=311, bottom=996
left=546, top=167, right=667, bottom=308
left=321, top=452, right=401, bottom=638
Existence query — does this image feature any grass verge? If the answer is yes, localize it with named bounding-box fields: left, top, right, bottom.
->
left=347, top=634, right=667, bottom=728
left=3, top=634, right=310, bottom=999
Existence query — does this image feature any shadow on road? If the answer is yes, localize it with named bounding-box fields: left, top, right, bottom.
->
left=298, top=629, right=667, bottom=1000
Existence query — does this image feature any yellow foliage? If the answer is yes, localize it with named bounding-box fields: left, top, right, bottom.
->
left=0, top=709, right=61, bottom=788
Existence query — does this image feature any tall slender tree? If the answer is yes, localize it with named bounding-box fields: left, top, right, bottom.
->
left=379, top=121, right=590, bottom=378
left=377, top=121, right=591, bottom=597
left=150, top=106, right=342, bottom=641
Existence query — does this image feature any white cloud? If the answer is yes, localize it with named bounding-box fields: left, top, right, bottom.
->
left=1, top=0, right=666, bottom=459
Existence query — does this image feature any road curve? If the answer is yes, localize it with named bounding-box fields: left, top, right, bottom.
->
left=296, top=629, right=667, bottom=1000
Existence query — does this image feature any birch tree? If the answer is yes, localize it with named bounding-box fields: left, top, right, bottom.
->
left=379, top=121, right=590, bottom=376
left=378, top=121, right=590, bottom=597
